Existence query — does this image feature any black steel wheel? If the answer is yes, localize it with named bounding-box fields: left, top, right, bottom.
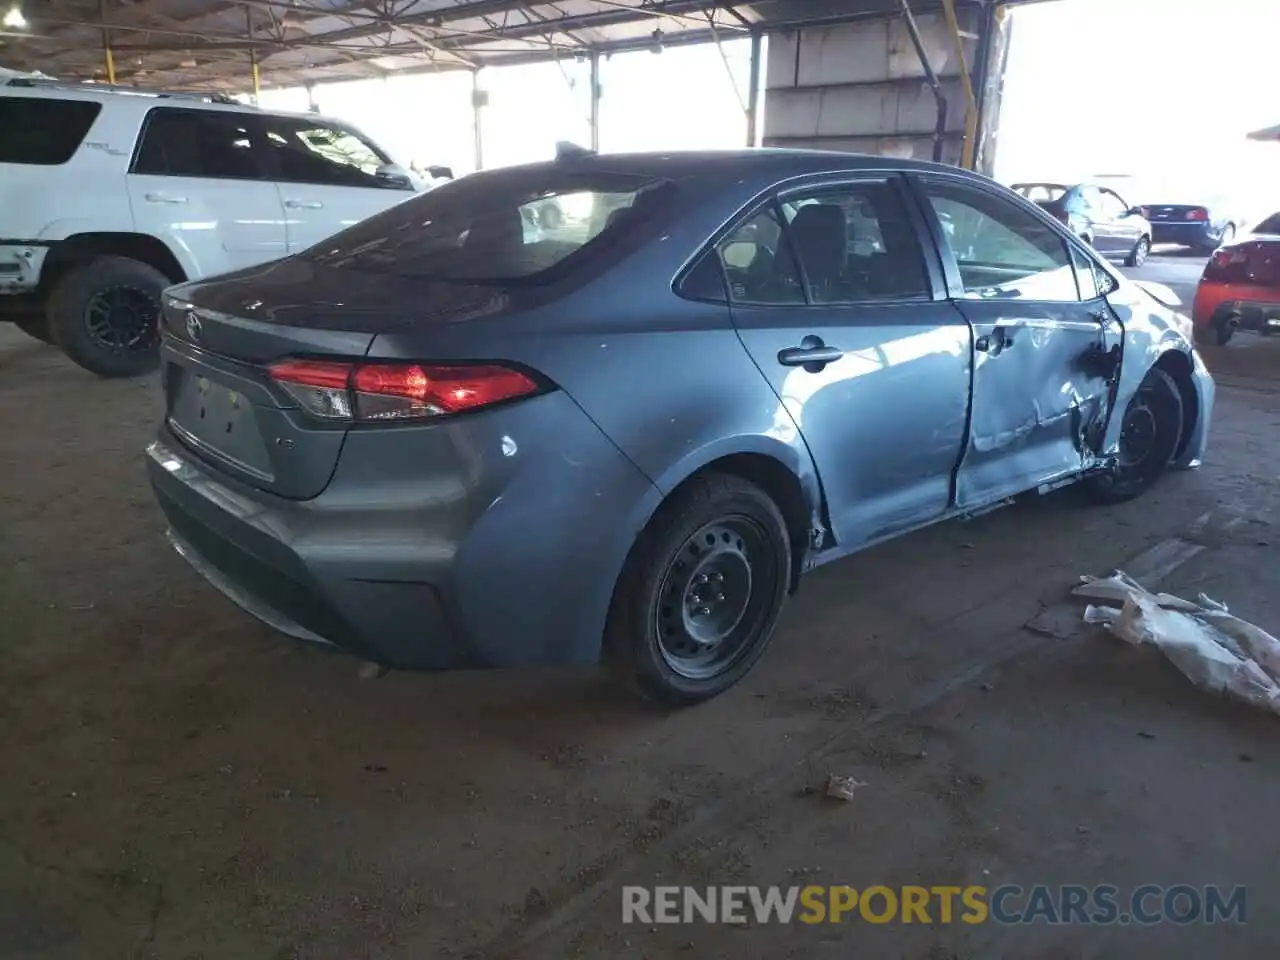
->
left=606, top=473, right=791, bottom=705
left=1084, top=367, right=1184, bottom=504
left=654, top=517, right=777, bottom=681
left=48, top=256, right=168, bottom=378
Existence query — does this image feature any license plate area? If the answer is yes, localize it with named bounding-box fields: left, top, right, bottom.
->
left=169, top=366, right=276, bottom=482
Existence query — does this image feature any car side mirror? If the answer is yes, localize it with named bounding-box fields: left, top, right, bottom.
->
left=427, top=165, right=454, bottom=180
left=374, top=164, right=414, bottom=189
left=1126, top=206, right=1144, bottom=217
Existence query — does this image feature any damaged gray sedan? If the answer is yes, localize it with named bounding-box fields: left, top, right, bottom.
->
left=147, top=149, right=1213, bottom=706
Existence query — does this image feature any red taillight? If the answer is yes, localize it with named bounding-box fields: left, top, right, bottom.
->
left=1187, top=208, right=1208, bottom=221
left=267, top=359, right=352, bottom=390
left=269, top=359, right=542, bottom=422
left=1203, top=245, right=1251, bottom=283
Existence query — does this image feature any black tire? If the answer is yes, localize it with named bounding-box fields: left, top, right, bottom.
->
left=605, top=473, right=792, bottom=705
left=47, top=256, right=168, bottom=378
left=1195, top=317, right=1234, bottom=347
left=1125, top=235, right=1151, bottom=268
left=13, top=314, right=52, bottom=344
left=1083, top=367, right=1184, bottom=505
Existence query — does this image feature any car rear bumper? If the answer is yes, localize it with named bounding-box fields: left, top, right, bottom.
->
left=1193, top=281, right=1280, bottom=332
left=147, top=391, right=659, bottom=670
left=1150, top=223, right=1218, bottom=247
left=149, top=436, right=475, bottom=668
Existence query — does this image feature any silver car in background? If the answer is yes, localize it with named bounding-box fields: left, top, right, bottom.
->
left=146, top=149, right=1214, bottom=704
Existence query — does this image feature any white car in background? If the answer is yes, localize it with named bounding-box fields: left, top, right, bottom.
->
left=0, top=77, right=447, bottom=377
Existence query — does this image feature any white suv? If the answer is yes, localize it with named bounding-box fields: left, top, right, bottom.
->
left=0, top=78, right=450, bottom=377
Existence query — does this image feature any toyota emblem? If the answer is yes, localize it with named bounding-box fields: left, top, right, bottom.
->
left=185, top=309, right=202, bottom=341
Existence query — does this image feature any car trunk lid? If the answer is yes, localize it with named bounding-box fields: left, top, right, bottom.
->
left=161, top=258, right=510, bottom=500
left=1203, top=238, right=1280, bottom=288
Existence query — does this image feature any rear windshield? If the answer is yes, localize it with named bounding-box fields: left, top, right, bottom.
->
left=0, top=96, right=102, bottom=165
left=304, top=171, right=673, bottom=283
left=1011, top=183, right=1068, bottom=203
left=1254, top=213, right=1280, bottom=235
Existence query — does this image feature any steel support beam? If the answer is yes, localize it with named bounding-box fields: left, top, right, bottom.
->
left=746, top=29, right=762, bottom=147
left=589, top=51, right=601, bottom=152
left=939, top=0, right=978, bottom=169
left=98, top=0, right=115, bottom=83
left=896, top=0, right=949, bottom=164
left=472, top=69, right=485, bottom=171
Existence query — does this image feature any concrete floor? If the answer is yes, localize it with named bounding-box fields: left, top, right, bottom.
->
left=2, top=275, right=1279, bottom=959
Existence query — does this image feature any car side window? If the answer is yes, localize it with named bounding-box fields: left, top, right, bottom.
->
left=132, top=108, right=266, bottom=180
left=259, top=116, right=396, bottom=189
left=1098, top=190, right=1125, bottom=219
left=716, top=206, right=805, bottom=305
left=922, top=179, right=1080, bottom=302
left=777, top=181, right=930, bottom=303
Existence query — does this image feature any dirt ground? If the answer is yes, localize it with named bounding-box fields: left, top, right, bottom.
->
left=2, top=318, right=1279, bottom=960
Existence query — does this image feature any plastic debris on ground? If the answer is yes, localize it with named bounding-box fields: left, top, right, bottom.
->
left=1074, top=570, right=1280, bottom=715
left=825, top=775, right=868, bottom=801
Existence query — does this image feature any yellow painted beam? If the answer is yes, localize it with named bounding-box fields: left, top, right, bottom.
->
left=940, top=0, right=978, bottom=169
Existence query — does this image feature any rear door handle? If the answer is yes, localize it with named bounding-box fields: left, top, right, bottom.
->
left=144, top=192, right=187, bottom=204
left=778, top=335, right=844, bottom=370
left=284, top=199, right=324, bottom=210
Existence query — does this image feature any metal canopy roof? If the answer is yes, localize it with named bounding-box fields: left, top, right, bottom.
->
left=0, top=0, right=1000, bottom=93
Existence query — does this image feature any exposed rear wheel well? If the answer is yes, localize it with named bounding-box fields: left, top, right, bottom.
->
left=1153, top=350, right=1198, bottom=461
left=677, top=453, right=814, bottom=592
left=40, top=233, right=186, bottom=299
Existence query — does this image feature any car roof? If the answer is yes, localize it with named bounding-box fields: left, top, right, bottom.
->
left=461, top=148, right=995, bottom=195
left=0, top=77, right=348, bottom=126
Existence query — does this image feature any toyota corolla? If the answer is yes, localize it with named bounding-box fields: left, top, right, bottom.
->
left=147, top=148, right=1214, bottom=704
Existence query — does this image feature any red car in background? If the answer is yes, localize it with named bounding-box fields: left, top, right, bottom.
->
left=1193, top=212, right=1280, bottom=345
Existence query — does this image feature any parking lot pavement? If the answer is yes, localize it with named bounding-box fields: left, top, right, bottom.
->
left=1121, top=248, right=1208, bottom=305
left=2, top=324, right=1279, bottom=959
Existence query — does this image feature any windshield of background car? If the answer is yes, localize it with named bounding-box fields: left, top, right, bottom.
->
left=304, top=171, right=673, bottom=283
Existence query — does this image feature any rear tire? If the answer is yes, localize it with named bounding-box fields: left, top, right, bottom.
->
left=47, top=256, right=167, bottom=378
left=1083, top=367, right=1184, bottom=505
left=1125, top=235, right=1151, bottom=267
left=605, top=473, right=791, bottom=705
